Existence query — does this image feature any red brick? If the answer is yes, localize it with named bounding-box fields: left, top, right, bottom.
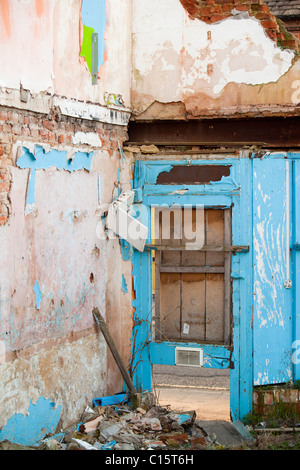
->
left=255, top=12, right=273, bottom=20
left=12, top=124, right=22, bottom=135
left=58, top=134, right=65, bottom=144
left=236, top=4, right=250, bottom=11
left=266, top=29, right=277, bottom=40
left=0, top=133, right=11, bottom=144
left=0, top=110, right=8, bottom=122
left=30, top=128, right=39, bottom=138
left=2, top=123, right=11, bottom=133
left=281, top=39, right=297, bottom=49
left=258, top=3, right=271, bottom=14
left=0, top=203, right=8, bottom=216
left=261, top=20, right=278, bottom=30
left=179, top=0, right=294, bottom=52
left=0, top=181, right=10, bottom=192
left=0, top=215, right=8, bottom=225
left=29, top=116, right=39, bottom=126
left=65, top=122, right=74, bottom=133
left=0, top=169, right=9, bottom=181
left=210, top=13, right=226, bottom=22
left=0, top=157, right=11, bottom=167
left=39, top=129, right=49, bottom=139
left=222, top=4, right=235, bottom=12
left=22, top=127, right=30, bottom=137
left=43, top=119, right=54, bottom=131
left=264, top=391, right=274, bottom=406
left=8, top=111, right=19, bottom=123
left=198, top=6, right=214, bottom=16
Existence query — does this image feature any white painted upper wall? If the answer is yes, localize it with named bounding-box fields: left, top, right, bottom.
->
left=0, top=0, right=297, bottom=115
left=0, top=0, right=55, bottom=93
left=132, top=0, right=295, bottom=113
left=0, top=0, right=131, bottom=108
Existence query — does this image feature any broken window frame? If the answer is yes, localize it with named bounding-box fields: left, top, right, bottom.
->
left=150, top=207, right=234, bottom=346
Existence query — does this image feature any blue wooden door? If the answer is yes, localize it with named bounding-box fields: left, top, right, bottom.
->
left=293, top=159, right=300, bottom=381
left=132, top=158, right=253, bottom=421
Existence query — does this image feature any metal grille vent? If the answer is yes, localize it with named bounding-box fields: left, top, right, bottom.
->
left=175, top=347, right=203, bottom=367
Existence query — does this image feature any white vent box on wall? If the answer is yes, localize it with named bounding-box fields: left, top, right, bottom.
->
left=175, top=347, right=204, bottom=367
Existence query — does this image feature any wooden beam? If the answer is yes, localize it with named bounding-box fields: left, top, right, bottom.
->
left=146, top=244, right=249, bottom=252
left=128, top=117, right=300, bottom=148
left=160, top=266, right=225, bottom=273
left=93, top=308, right=137, bottom=396
left=224, top=209, right=232, bottom=346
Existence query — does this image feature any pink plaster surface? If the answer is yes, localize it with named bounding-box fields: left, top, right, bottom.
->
left=0, top=168, right=107, bottom=352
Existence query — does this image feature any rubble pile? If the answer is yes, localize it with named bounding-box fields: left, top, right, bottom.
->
left=40, top=402, right=211, bottom=451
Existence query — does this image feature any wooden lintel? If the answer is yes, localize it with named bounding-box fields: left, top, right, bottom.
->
left=146, top=244, right=249, bottom=253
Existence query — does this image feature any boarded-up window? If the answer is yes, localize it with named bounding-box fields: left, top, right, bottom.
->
left=153, top=208, right=232, bottom=345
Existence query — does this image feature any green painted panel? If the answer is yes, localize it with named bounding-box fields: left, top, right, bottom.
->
left=80, top=24, right=94, bottom=76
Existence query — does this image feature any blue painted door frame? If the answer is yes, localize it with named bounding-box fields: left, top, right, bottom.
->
left=130, top=151, right=300, bottom=422
left=293, top=158, right=300, bottom=381
left=131, top=156, right=253, bottom=421
left=252, top=153, right=300, bottom=387
left=252, top=156, right=293, bottom=385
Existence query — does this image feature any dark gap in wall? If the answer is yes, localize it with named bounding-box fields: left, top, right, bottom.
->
left=156, top=165, right=231, bottom=185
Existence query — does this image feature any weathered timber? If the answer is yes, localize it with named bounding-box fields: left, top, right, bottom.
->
left=128, top=117, right=300, bottom=148
left=146, top=244, right=249, bottom=252
left=92, top=308, right=137, bottom=399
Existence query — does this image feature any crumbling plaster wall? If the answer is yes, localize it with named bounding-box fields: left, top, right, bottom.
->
left=0, top=0, right=131, bottom=106
left=131, top=0, right=300, bottom=120
left=0, top=0, right=134, bottom=440
left=0, top=109, right=133, bottom=434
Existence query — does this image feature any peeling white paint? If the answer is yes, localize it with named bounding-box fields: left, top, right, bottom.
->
left=72, top=132, right=102, bottom=147
left=0, top=1, right=55, bottom=94
left=0, top=341, right=6, bottom=365
left=132, top=0, right=295, bottom=111
left=54, top=97, right=131, bottom=127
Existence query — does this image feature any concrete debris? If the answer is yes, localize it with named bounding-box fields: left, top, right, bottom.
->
left=122, top=146, right=140, bottom=153
left=0, top=398, right=253, bottom=450
left=99, top=421, right=125, bottom=440
left=0, top=401, right=212, bottom=451
left=65, top=403, right=207, bottom=451
left=140, top=144, right=159, bottom=154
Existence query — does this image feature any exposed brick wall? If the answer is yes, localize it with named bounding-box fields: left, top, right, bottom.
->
left=0, top=106, right=128, bottom=226
left=253, top=386, right=300, bottom=417
left=180, top=0, right=300, bottom=52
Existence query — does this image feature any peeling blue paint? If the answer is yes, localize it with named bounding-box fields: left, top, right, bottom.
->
left=134, top=154, right=300, bottom=419
left=150, top=342, right=231, bottom=369
left=25, top=168, right=36, bottom=215
left=132, top=158, right=253, bottom=420
left=120, top=239, right=133, bottom=261
left=34, top=281, right=42, bottom=310
left=122, top=274, right=128, bottom=294
left=17, top=146, right=93, bottom=213
left=293, top=158, right=300, bottom=382
left=17, top=146, right=93, bottom=173
left=81, top=0, right=106, bottom=67
left=253, top=157, right=293, bottom=385
left=140, top=160, right=238, bottom=190
left=0, top=397, right=62, bottom=446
